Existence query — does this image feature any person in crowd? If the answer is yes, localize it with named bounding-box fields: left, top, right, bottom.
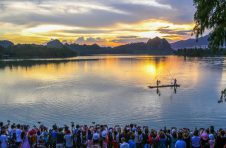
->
left=8, top=123, right=16, bottom=147
left=50, top=124, right=58, bottom=147
left=0, top=130, right=8, bottom=148
left=158, top=131, right=167, bottom=148
left=182, top=130, right=191, bottom=148
left=87, top=129, right=93, bottom=148
left=149, top=129, right=159, bottom=148
left=102, top=130, right=108, bottom=148
left=112, top=130, right=119, bottom=148
left=120, top=137, right=130, bottom=148
left=142, top=127, right=149, bottom=148
left=208, top=134, right=215, bottom=148
left=200, top=130, right=210, bottom=148
left=214, top=129, right=226, bottom=148
left=56, top=127, right=64, bottom=148
left=42, top=127, right=49, bottom=147
left=107, top=129, right=113, bottom=148
left=64, top=127, right=73, bottom=148
left=191, top=130, right=201, bottom=148
left=93, top=132, right=101, bottom=148
left=128, top=134, right=136, bottom=148
left=175, top=132, right=186, bottom=148
left=15, top=124, right=22, bottom=147
left=21, top=130, right=30, bottom=148
left=135, top=128, right=142, bottom=148
left=170, top=129, right=177, bottom=148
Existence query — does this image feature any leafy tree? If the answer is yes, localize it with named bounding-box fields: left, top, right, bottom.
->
left=0, top=46, right=4, bottom=57
left=193, top=0, right=226, bottom=50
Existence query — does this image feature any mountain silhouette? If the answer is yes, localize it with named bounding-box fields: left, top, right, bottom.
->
left=171, top=35, right=209, bottom=50
left=0, top=40, right=14, bottom=48
left=46, top=39, right=64, bottom=48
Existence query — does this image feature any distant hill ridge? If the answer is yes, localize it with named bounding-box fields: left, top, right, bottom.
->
left=0, top=40, right=14, bottom=48
left=0, top=37, right=173, bottom=56
left=46, top=39, right=64, bottom=48
left=171, top=35, right=209, bottom=50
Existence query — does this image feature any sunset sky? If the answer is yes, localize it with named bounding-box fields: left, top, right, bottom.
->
left=0, top=0, right=195, bottom=46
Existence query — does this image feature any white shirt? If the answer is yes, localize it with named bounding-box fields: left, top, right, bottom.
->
left=0, top=134, right=8, bottom=148
left=16, top=128, right=22, bottom=142
left=64, top=134, right=73, bottom=147
left=120, top=142, right=130, bottom=148
left=9, top=128, right=16, bottom=138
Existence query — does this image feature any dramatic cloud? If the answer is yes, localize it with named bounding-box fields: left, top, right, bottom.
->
left=0, top=0, right=196, bottom=46
left=75, top=37, right=107, bottom=45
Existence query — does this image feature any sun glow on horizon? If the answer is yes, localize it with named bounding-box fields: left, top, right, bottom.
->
left=0, top=19, right=194, bottom=46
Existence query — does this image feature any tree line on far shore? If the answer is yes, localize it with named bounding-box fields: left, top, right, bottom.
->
left=175, top=48, right=226, bottom=57
left=0, top=44, right=77, bottom=59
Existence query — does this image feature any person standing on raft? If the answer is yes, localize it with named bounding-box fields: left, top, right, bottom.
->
left=174, top=79, right=177, bottom=86
left=156, top=80, right=160, bottom=87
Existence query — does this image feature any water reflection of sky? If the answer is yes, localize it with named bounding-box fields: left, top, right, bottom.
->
left=0, top=56, right=225, bottom=128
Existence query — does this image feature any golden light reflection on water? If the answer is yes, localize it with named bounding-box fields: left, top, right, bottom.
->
left=1, top=56, right=201, bottom=87
left=145, top=64, right=156, bottom=75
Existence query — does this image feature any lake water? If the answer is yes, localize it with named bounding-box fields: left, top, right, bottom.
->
left=0, top=55, right=226, bottom=128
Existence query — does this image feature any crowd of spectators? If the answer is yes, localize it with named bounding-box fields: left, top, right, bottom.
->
left=0, top=121, right=226, bottom=148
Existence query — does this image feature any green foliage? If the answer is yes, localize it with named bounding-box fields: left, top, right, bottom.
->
left=193, top=0, right=226, bottom=50
left=0, top=46, right=4, bottom=57
left=175, top=48, right=225, bottom=57
left=1, top=44, right=77, bottom=59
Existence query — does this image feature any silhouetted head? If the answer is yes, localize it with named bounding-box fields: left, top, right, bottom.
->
left=159, top=131, right=165, bottom=138
left=17, top=124, right=21, bottom=129
left=130, top=134, right=135, bottom=140
left=193, top=130, right=199, bottom=136
left=58, top=128, right=63, bottom=132
left=178, top=132, right=183, bottom=140
left=172, top=131, right=177, bottom=138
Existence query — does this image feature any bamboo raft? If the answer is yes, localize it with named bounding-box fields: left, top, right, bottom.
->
left=148, top=84, right=180, bottom=89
